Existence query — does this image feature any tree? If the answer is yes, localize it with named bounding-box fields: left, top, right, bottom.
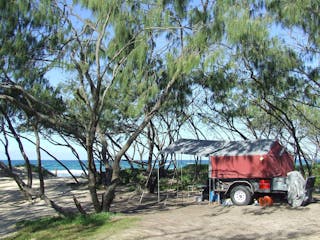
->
left=266, top=0, right=320, bottom=164
left=55, top=0, right=207, bottom=212
left=0, top=0, right=79, bottom=214
left=191, top=0, right=319, bottom=175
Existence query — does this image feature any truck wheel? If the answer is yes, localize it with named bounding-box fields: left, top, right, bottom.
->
left=230, top=185, right=252, bottom=206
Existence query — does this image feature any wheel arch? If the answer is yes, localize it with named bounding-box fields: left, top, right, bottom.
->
left=225, top=180, right=254, bottom=197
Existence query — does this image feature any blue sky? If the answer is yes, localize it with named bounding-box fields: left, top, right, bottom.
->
left=1, top=134, right=88, bottom=160
left=1, top=1, right=318, bottom=161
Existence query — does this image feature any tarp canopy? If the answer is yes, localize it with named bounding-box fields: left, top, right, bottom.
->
left=163, top=138, right=276, bottom=157
left=162, top=139, right=226, bottom=157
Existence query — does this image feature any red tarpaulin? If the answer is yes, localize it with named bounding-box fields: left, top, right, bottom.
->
left=210, top=141, right=294, bottom=179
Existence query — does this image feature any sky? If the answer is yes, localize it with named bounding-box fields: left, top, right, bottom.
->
left=1, top=1, right=317, bottom=161
left=1, top=134, right=88, bottom=160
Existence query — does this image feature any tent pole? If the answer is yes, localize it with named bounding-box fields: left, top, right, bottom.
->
left=157, top=163, right=160, bottom=203
left=181, top=154, right=183, bottom=203
left=209, top=156, right=212, bottom=204
left=181, top=154, right=183, bottom=186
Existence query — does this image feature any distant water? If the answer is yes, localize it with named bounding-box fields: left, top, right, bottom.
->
left=1, top=159, right=209, bottom=177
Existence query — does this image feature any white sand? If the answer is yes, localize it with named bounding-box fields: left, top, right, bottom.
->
left=1, top=170, right=320, bottom=240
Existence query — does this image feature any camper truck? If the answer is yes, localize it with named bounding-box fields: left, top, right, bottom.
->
left=164, top=139, right=315, bottom=206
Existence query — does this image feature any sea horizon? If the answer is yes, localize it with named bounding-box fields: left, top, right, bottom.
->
left=2, top=158, right=317, bottom=178
left=1, top=159, right=209, bottom=177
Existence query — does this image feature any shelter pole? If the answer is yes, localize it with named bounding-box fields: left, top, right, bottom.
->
left=157, top=163, right=160, bottom=203
left=180, top=154, right=183, bottom=203
left=181, top=154, right=183, bottom=186
left=208, top=156, right=212, bottom=204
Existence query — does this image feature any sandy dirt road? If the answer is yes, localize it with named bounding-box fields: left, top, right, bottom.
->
left=111, top=201, right=320, bottom=240
left=1, top=172, right=320, bottom=240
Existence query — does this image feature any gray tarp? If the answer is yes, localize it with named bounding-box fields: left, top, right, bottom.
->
left=287, top=171, right=306, bottom=207
left=162, top=139, right=225, bottom=157
left=162, top=138, right=276, bottom=157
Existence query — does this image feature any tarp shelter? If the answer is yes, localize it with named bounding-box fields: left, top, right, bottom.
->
left=163, top=138, right=294, bottom=179
left=163, top=138, right=226, bottom=157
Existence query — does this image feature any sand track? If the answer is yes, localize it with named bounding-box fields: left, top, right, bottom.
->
left=1, top=173, right=319, bottom=240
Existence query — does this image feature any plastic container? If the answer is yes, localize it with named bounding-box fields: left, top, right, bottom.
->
left=209, top=191, right=220, bottom=202
left=259, top=196, right=273, bottom=207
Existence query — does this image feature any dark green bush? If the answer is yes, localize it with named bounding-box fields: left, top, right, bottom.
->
left=119, top=164, right=209, bottom=191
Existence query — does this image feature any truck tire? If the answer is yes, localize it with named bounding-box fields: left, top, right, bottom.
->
left=230, top=185, right=252, bottom=206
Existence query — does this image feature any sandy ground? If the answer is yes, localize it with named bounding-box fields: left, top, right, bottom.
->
left=112, top=202, right=320, bottom=240
left=1, top=171, right=320, bottom=240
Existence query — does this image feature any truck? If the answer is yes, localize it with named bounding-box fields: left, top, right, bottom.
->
left=207, top=140, right=315, bottom=206
left=163, top=138, right=315, bottom=206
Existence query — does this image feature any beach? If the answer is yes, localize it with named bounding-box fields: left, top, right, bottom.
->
left=1, top=168, right=320, bottom=239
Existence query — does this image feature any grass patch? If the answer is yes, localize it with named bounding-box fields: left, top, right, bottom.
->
left=6, top=213, right=137, bottom=240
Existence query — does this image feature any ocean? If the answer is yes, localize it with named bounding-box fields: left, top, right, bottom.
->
left=1, top=159, right=209, bottom=177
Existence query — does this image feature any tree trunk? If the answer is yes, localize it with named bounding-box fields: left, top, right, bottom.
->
left=86, top=129, right=102, bottom=212
left=100, top=75, right=179, bottom=211
left=0, top=161, right=77, bottom=216
left=159, top=155, right=166, bottom=178
left=0, top=161, right=35, bottom=200
left=147, top=121, right=155, bottom=174
left=73, top=195, right=87, bottom=215
left=2, top=111, right=33, bottom=187
left=18, top=134, right=80, bottom=184
left=102, top=179, right=119, bottom=212
left=97, top=125, right=112, bottom=185
left=146, top=121, right=157, bottom=193
left=1, top=119, right=12, bottom=170
left=88, top=162, right=101, bottom=212
left=33, top=124, right=45, bottom=196
left=42, top=195, right=76, bottom=217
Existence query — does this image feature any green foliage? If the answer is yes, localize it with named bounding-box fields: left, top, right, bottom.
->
left=162, top=164, right=208, bottom=191
left=0, top=0, right=67, bottom=138
left=9, top=213, right=136, bottom=240
left=312, top=164, right=320, bottom=189
left=192, top=1, right=320, bottom=166
left=119, top=164, right=208, bottom=191
left=119, top=168, right=146, bottom=186
left=295, top=163, right=320, bottom=189
left=178, top=164, right=208, bottom=189
left=267, top=0, right=320, bottom=48
left=0, top=0, right=65, bottom=82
